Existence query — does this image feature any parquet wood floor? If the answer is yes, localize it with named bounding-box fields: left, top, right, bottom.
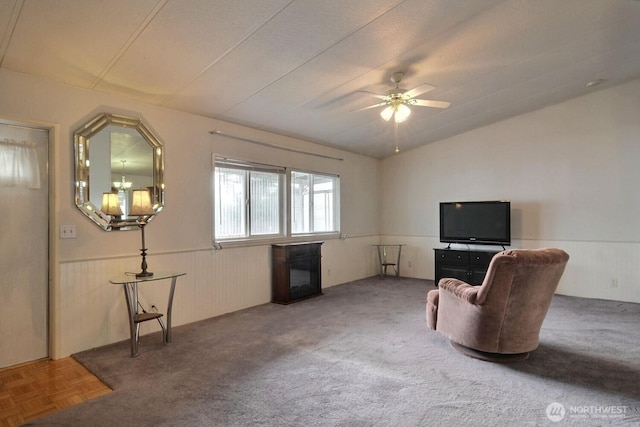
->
left=0, top=357, right=111, bottom=427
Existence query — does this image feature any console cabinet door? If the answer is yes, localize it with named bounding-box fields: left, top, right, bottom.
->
left=469, top=251, right=496, bottom=284
left=435, top=250, right=468, bottom=284
left=440, top=266, right=470, bottom=282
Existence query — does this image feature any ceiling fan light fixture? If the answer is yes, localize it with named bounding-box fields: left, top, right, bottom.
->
left=394, top=103, right=411, bottom=123
left=380, top=103, right=411, bottom=123
left=380, top=106, right=394, bottom=121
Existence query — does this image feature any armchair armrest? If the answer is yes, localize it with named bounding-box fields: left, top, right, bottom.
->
left=438, top=278, right=479, bottom=304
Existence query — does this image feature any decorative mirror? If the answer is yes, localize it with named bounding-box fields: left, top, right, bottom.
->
left=74, top=113, right=165, bottom=231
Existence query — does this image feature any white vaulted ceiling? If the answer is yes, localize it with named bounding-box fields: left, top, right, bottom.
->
left=2, top=0, right=640, bottom=158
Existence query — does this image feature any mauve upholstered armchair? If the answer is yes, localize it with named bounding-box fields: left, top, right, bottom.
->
left=426, top=248, right=569, bottom=362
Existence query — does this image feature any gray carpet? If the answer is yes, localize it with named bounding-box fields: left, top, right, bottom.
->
left=27, top=277, right=640, bottom=426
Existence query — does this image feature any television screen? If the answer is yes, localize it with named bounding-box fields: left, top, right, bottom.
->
left=439, top=201, right=511, bottom=246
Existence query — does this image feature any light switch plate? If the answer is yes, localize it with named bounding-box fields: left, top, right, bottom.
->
left=60, top=225, right=77, bottom=239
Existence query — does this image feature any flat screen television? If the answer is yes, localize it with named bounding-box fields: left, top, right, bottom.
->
left=439, top=201, right=511, bottom=246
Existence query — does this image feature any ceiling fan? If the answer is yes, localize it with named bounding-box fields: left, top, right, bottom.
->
left=355, top=72, right=450, bottom=123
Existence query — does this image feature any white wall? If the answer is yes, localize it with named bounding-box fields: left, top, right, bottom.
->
left=380, top=78, right=640, bottom=303
left=0, top=69, right=381, bottom=358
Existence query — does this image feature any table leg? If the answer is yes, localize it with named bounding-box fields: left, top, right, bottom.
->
left=165, top=276, right=178, bottom=343
left=122, top=282, right=139, bottom=357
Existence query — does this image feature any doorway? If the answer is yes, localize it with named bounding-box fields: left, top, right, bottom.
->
left=0, top=121, right=50, bottom=368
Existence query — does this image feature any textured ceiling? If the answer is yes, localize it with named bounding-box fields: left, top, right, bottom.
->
left=2, top=0, right=640, bottom=158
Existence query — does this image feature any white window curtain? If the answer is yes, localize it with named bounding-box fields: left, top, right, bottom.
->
left=0, top=139, right=41, bottom=189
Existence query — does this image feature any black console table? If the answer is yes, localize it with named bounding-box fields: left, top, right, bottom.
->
left=272, top=242, right=323, bottom=304
left=433, top=248, right=501, bottom=286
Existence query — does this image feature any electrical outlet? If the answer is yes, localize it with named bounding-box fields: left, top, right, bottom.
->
left=610, top=278, right=618, bottom=288
left=408, top=261, right=413, bottom=268
left=60, top=225, right=77, bottom=239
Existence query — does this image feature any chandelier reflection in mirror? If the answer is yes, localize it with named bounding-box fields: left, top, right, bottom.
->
left=113, top=159, right=132, bottom=190
left=112, top=159, right=133, bottom=217
left=74, top=113, right=165, bottom=231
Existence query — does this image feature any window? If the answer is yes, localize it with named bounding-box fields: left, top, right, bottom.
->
left=0, top=139, right=41, bottom=189
left=213, top=157, right=340, bottom=242
left=214, top=158, right=284, bottom=239
left=291, top=171, right=339, bottom=235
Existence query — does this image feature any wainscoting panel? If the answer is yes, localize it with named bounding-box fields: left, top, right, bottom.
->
left=55, top=236, right=381, bottom=358
left=380, top=235, right=640, bottom=303
left=539, top=240, right=640, bottom=303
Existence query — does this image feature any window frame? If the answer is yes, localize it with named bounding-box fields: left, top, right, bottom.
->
left=290, top=169, right=340, bottom=237
left=213, top=156, right=286, bottom=242
left=212, top=156, right=340, bottom=245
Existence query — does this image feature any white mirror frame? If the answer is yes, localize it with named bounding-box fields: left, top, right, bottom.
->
left=74, top=113, right=165, bottom=231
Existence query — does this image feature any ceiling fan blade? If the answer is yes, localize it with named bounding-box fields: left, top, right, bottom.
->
left=413, top=99, right=450, bottom=109
left=403, top=83, right=435, bottom=99
left=371, top=94, right=389, bottom=100
left=351, top=101, right=389, bottom=112
left=355, top=90, right=388, bottom=100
